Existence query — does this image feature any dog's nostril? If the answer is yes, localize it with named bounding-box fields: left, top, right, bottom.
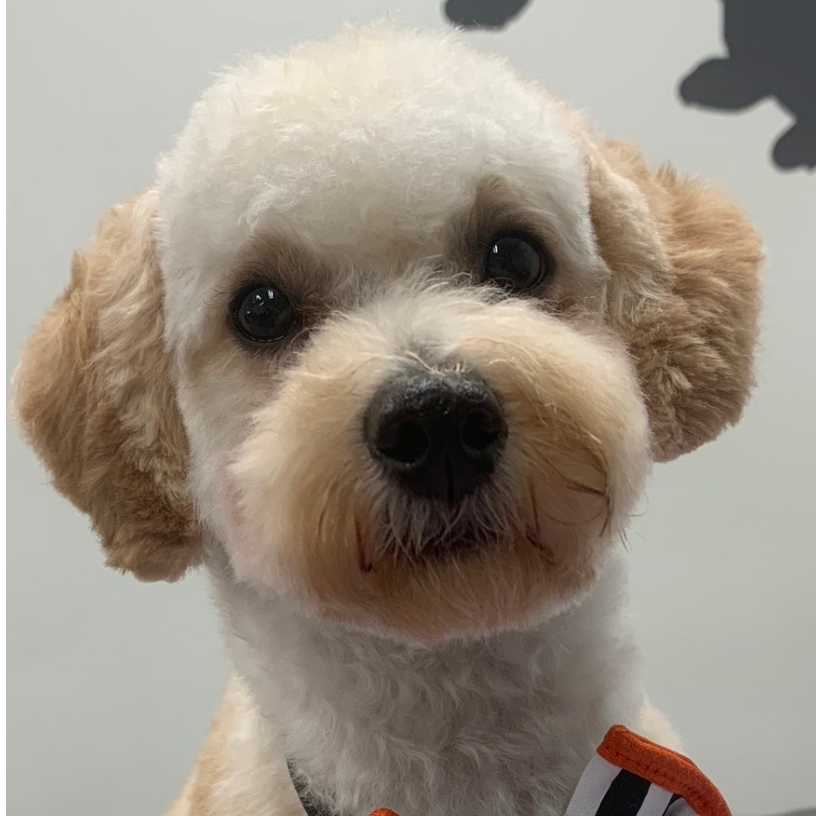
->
left=461, top=408, right=503, bottom=453
left=376, top=417, right=430, bottom=466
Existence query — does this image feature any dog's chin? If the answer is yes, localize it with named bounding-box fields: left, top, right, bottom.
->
left=330, top=533, right=611, bottom=647
left=283, top=550, right=604, bottom=647
left=220, top=494, right=613, bottom=646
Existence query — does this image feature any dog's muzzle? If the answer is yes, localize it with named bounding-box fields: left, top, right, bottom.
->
left=364, top=371, right=507, bottom=504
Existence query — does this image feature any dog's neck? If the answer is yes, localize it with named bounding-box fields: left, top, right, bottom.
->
left=213, top=551, right=645, bottom=816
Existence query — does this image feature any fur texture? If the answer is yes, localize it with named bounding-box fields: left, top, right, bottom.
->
left=14, top=192, right=199, bottom=580
left=14, top=24, right=763, bottom=816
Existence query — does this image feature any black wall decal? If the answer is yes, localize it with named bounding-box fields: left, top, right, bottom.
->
left=679, top=0, right=816, bottom=171
left=443, top=0, right=531, bottom=30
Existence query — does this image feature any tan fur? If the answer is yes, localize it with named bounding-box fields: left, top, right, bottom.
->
left=224, top=295, right=648, bottom=642
left=588, top=140, right=764, bottom=461
left=165, top=681, right=303, bottom=816
left=13, top=192, right=200, bottom=581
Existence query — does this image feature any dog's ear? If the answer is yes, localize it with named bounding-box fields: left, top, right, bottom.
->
left=587, top=139, right=763, bottom=462
left=14, top=192, right=200, bottom=580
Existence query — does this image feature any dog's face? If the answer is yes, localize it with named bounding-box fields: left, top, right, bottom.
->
left=15, top=26, right=763, bottom=644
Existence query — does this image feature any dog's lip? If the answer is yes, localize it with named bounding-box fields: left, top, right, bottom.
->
left=418, top=534, right=481, bottom=562
left=360, top=535, right=481, bottom=573
left=379, top=527, right=554, bottom=569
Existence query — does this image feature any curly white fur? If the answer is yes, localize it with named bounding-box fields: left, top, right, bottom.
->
left=208, top=549, right=648, bottom=816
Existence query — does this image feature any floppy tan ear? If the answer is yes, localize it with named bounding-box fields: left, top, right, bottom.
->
left=587, top=139, right=763, bottom=462
left=14, top=192, right=200, bottom=580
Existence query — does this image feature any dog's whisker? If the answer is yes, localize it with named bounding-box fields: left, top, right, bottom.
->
left=618, top=527, right=631, bottom=552
left=527, top=481, right=542, bottom=546
left=355, top=515, right=374, bottom=574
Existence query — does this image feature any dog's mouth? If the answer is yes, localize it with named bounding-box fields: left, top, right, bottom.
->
left=360, top=522, right=488, bottom=571
left=354, top=469, right=523, bottom=568
left=358, top=493, right=560, bottom=573
left=225, top=438, right=621, bottom=643
left=405, top=532, right=482, bottom=563
left=416, top=530, right=556, bottom=566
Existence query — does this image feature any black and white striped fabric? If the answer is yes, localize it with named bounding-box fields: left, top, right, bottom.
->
left=563, top=726, right=730, bottom=816
left=564, top=752, right=689, bottom=816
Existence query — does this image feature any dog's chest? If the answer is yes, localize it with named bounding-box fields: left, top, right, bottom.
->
left=287, top=657, right=611, bottom=816
left=218, top=557, right=642, bottom=816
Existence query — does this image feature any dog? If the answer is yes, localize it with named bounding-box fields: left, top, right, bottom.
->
left=14, top=24, right=763, bottom=816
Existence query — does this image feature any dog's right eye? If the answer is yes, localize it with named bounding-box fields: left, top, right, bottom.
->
left=230, top=284, right=298, bottom=344
left=483, top=232, right=552, bottom=294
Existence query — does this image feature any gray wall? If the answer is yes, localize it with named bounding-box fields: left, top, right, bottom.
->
left=7, top=1, right=815, bottom=814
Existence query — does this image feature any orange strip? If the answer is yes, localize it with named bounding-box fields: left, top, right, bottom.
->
left=367, top=809, right=401, bottom=816
left=597, top=726, right=731, bottom=816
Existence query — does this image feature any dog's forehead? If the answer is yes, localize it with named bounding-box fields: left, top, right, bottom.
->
left=155, top=26, right=597, bottom=347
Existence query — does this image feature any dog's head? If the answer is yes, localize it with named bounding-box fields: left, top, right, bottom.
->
left=15, top=26, right=762, bottom=644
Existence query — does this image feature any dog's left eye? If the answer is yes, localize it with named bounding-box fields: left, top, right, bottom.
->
left=230, top=284, right=298, bottom=344
left=483, top=233, right=551, bottom=293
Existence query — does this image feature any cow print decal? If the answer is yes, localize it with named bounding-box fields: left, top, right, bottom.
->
left=680, top=0, right=816, bottom=171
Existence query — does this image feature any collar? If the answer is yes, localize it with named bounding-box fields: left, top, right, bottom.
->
left=288, top=761, right=338, bottom=816
left=287, top=726, right=730, bottom=816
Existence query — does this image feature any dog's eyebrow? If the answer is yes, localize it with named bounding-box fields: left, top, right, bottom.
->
left=447, top=176, right=559, bottom=269
left=228, top=236, right=335, bottom=313
left=445, top=175, right=609, bottom=311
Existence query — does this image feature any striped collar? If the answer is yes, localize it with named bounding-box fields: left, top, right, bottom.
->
left=287, top=726, right=730, bottom=816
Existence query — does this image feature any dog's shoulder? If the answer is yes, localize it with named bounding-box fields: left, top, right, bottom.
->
left=165, top=677, right=304, bottom=816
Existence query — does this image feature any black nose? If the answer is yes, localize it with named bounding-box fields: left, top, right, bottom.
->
left=365, top=372, right=506, bottom=503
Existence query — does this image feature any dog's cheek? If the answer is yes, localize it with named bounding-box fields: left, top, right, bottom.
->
left=209, top=463, right=283, bottom=592
left=216, top=358, right=387, bottom=602
left=451, top=309, right=652, bottom=532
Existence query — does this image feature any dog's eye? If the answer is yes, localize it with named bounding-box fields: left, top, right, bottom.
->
left=483, top=233, right=551, bottom=293
left=230, top=284, right=298, bottom=344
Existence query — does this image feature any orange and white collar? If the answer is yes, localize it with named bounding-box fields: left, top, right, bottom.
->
left=561, top=726, right=730, bottom=816
left=295, top=726, right=730, bottom=816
